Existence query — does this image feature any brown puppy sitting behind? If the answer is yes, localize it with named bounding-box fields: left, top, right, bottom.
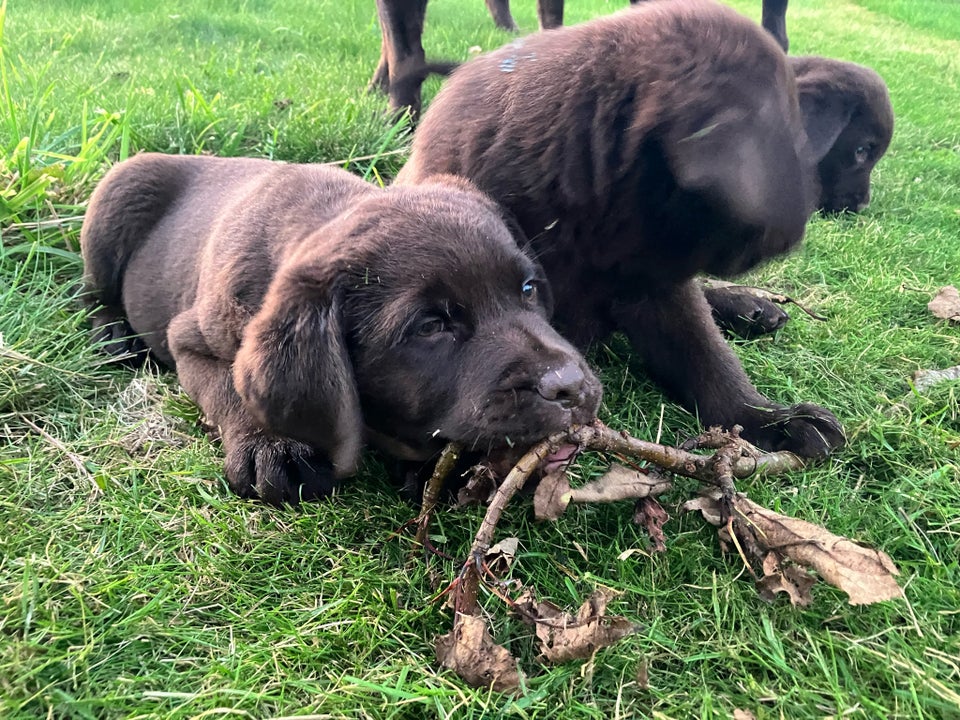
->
left=81, top=154, right=601, bottom=504
left=791, top=56, right=894, bottom=214
left=398, top=0, right=845, bottom=459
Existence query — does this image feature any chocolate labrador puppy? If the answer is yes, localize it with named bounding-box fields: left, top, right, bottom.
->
left=791, top=55, right=894, bottom=213
left=398, top=0, right=844, bottom=459
left=371, top=0, right=789, bottom=117
left=81, top=154, right=601, bottom=504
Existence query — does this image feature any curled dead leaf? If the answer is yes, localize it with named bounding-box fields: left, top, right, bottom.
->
left=533, top=467, right=571, bottom=520
left=514, top=588, right=639, bottom=664
left=435, top=613, right=521, bottom=692
left=567, top=464, right=673, bottom=504
left=485, top=537, right=520, bottom=577
left=685, top=489, right=904, bottom=606
left=633, top=495, right=669, bottom=553
left=757, top=552, right=817, bottom=606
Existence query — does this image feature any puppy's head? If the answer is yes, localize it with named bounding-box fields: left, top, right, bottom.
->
left=233, top=177, right=601, bottom=476
left=791, top=56, right=894, bottom=213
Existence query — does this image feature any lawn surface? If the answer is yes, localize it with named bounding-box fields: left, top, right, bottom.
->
left=1, top=0, right=958, bottom=718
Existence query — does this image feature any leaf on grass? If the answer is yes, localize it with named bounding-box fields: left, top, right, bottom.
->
left=567, top=464, right=672, bottom=505
left=912, top=365, right=960, bottom=393
left=633, top=495, right=669, bottom=552
left=733, top=710, right=758, bottom=720
left=435, top=613, right=521, bottom=692
left=684, top=490, right=904, bottom=606
left=533, top=466, right=571, bottom=520
left=681, top=494, right=723, bottom=525
left=485, top=537, right=520, bottom=577
left=515, top=588, right=639, bottom=664
left=757, top=552, right=817, bottom=606
left=928, top=285, right=960, bottom=322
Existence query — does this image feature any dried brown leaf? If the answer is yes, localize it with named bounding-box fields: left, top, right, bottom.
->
left=681, top=494, right=723, bottom=525
left=733, top=710, right=758, bottom=720
left=567, top=464, right=673, bottom=504
left=533, top=467, right=571, bottom=520
left=928, top=285, right=960, bottom=322
left=435, top=613, right=521, bottom=692
left=736, top=494, right=904, bottom=605
left=685, top=490, right=904, bottom=606
left=515, top=588, right=639, bottom=664
left=912, top=365, right=960, bottom=393
left=633, top=495, right=669, bottom=552
left=485, top=537, right=520, bottom=577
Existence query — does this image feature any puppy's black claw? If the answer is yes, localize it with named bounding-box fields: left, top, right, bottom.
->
left=90, top=313, right=151, bottom=366
left=704, top=287, right=790, bottom=339
left=739, top=402, right=846, bottom=460
left=225, top=435, right=337, bottom=505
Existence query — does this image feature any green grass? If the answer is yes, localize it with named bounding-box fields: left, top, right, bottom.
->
left=1, top=0, right=959, bottom=717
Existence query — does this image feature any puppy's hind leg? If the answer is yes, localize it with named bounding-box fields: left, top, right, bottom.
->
left=167, top=308, right=337, bottom=504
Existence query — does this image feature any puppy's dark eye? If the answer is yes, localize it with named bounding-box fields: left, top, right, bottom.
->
left=416, top=315, right=447, bottom=337
left=522, top=280, right=538, bottom=302
left=855, top=145, right=870, bottom=164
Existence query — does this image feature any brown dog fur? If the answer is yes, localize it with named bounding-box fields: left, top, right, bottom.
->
left=81, top=154, right=601, bottom=504
left=371, top=0, right=789, bottom=117
left=398, top=0, right=845, bottom=459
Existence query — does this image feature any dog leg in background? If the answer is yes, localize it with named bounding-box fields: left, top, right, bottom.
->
left=537, top=0, right=564, bottom=30
left=612, top=280, right=843, bottom=459
left=167, top=308, right=337, bottom=505
left=762, top=0, right=789, bottom=52
left=485, top=0, right=518, bottom=31
left=371, top=0, right=428, bottom=116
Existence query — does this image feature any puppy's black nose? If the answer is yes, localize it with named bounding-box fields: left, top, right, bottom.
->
left=537, top=362, right=587, bottom=408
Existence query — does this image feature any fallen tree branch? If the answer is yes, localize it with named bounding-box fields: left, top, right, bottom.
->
left=429, top=419, right=902, bottom=692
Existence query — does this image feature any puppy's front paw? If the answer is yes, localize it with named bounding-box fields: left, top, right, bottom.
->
left=224, top=433, right=337, bottom=505
left=703, top=286, right=789, bottom=338
left=739, top=402, right=846, bottom=460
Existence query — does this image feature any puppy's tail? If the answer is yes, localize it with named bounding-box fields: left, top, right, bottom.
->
left=80, top=153, right=186, bottom=307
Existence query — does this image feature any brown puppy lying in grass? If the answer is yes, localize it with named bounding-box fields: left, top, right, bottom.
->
left=81, top=154, right=601, bottom=504
left=398, top=0, right=845, bottom=459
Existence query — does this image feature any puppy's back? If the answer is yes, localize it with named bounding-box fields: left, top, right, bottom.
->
left=399, top=0, right=813, bottom=279
left=81, top=154, right=272, bottom=308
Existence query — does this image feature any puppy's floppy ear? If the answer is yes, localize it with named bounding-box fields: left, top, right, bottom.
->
left=666, top=99, right=812, bottom=235
left=796, top=90, right=854, bottom=163
left=233, top=260, right=363, bottom=478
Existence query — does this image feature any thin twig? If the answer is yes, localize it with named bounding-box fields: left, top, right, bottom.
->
left=414, top=442, right=462, bottom=550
